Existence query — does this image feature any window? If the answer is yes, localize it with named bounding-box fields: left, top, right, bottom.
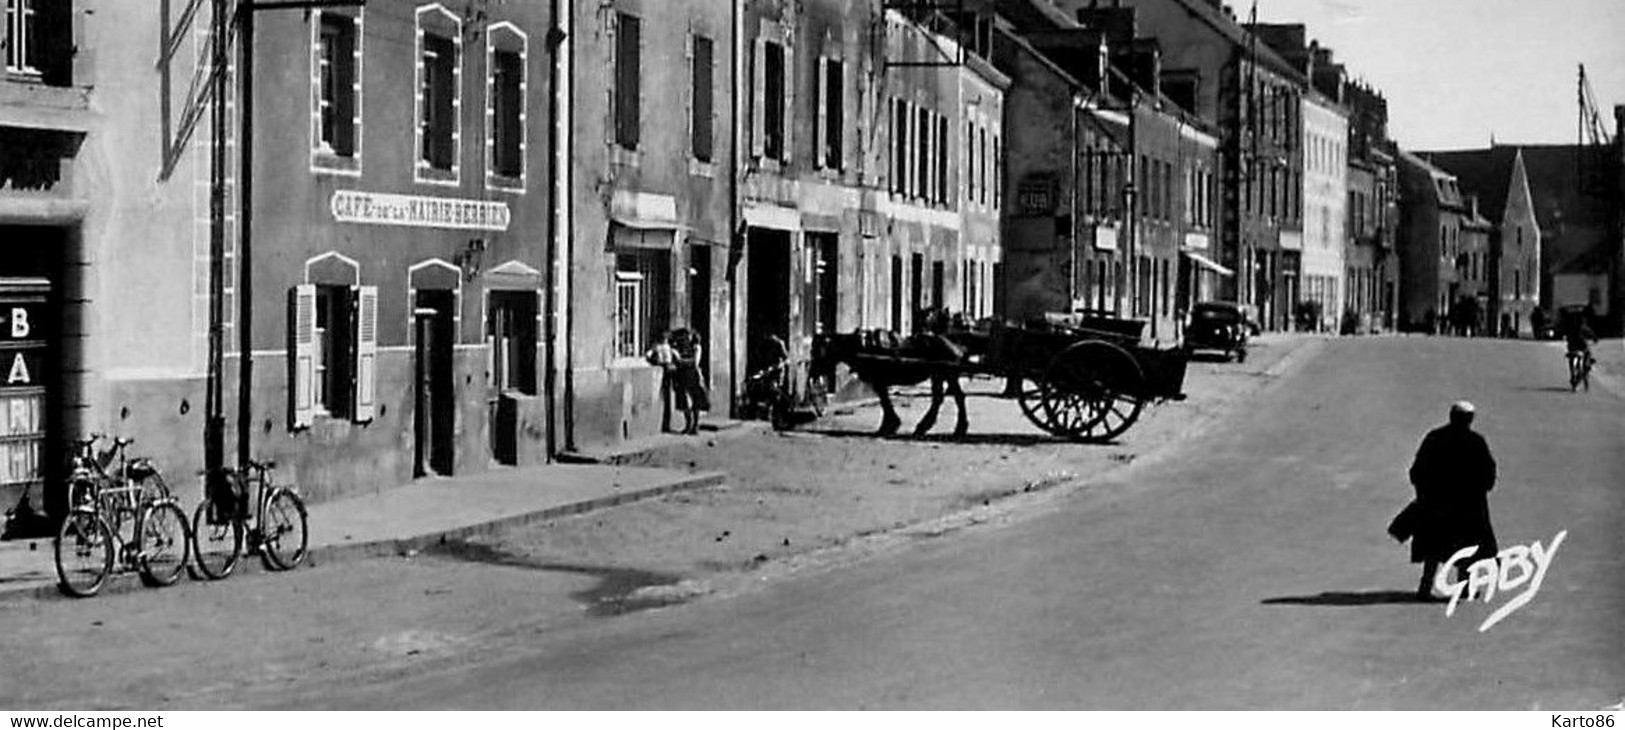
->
left=692, top=35, right=714, bottom=163
left=916, top=107, right=929, bottom=200
left=488, top=291, right=537, bottom=394
left=4, top=0, right=37, bottom=76
left=993, top=135, right=1001, bottom=209
left=817, top=57, right=842, bottom=170
left=897, top=100, right=910, bottom=196
left=488, top=24, right=526, bottom=187
left=760, top=40, right=785, bottom=160
left=5, top=0, right=67, bottom=84
left=614, top=249, right=669, bottom=359
left=966, top=121, right=975, bottom=202
left=289, top=283, right=377, bottom=428
left=313, top=11, right=360, bottom=169
left=614, top=12, right=641, bottom=150
left=416, top=6, right=461, bottom=182
left=937, top=118, right=949, bottom=205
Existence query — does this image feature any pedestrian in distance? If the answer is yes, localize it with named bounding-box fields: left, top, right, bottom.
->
left=1392, top=401, right=1499, bottom=601
left=668, top=328, right=710, bottom=435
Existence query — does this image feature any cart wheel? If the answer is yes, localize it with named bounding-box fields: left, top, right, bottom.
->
left=1040, top=340, right=1145, bottom=443
left=1014, top=377, right=1055, bottom=432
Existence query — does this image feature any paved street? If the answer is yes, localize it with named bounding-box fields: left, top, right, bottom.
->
left=4, top=335, right=1621, bottom=709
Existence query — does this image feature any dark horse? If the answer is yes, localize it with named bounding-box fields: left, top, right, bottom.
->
left=811, top=310, right=973, bottom=437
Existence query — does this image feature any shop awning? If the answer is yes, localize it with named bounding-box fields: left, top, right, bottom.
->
left=1182, top=250, right=1235, bottom=277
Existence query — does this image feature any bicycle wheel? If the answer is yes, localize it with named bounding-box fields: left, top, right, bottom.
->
left=189, top=498, right=244, bottom=581
left=260, top=489, right=309, bottom=571
left=55, top=510, right=113, bottom=598
left=136, top=501, right=190, bottom=587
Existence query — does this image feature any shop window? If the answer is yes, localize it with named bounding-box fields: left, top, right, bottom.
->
left=312, top=10, right=361, bottom=172
left=289, top=284, right=377, bottom=428
left=488, top=291, right=537, bottom=394
left=614, top=249, right=669, bottom=359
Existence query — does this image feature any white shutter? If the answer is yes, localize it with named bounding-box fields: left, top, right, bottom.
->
left=289, top=284, right=317, bottom=429
left=814, top=57, right=827, bottom=170
left=751, top=37, right=765, bottom=159
left=782, top=41, right=794, bottom=164
left=352, top=285, right=378, bottom=422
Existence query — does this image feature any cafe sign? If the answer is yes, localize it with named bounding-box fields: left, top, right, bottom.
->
left=331, top=191, right=511, bottom=232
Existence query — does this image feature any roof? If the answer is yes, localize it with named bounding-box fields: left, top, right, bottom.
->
left=1421, top=147, right=1519, bottom=219
left=1158, top=0, right=1306, bottom=83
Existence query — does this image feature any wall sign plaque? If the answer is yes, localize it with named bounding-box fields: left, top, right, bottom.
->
left=330, top=191, right=511, bottom=232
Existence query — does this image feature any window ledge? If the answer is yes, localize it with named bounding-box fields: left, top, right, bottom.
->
left=312, top=151, right=362, bottom=176
left=415, top=164, right=459, bottom=186
left=610, top=145, right=642, bottom=168
left=487, top=173, right=525, bottom=193
left=688, top=159, right=715, bottom=178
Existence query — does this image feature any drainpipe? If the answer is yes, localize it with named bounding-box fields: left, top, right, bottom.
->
left=728, top=0, right=744, bottom=417
left=1069, top=94, right=1080, bottom=310
left=236, top=3, right=255, bottom=470
left=548, top=0, right=572, bottom=454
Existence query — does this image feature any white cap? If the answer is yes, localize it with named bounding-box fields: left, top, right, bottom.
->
left=1451, top=401, right=1476, bottom=416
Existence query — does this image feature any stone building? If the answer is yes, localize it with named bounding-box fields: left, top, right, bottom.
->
left=1396, top=150, right=1467, bottom=332
left=1342, top=79, right=1398, bottom=334
left=1052, top=0, right=1305, bottom=332
left=1425, top=146, right=1542, bottom=337
left=569, top=0, right=732, bottom=449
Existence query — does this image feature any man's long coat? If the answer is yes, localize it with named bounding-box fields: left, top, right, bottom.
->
left=1405, top=423, right=1499, bottom=564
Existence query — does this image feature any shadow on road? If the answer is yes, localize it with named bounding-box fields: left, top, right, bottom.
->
left=1262, top=590, right=1437, bottom=607
left=803, top=427, right=1080, bottom=447
left=1510, top=385, right=1584, bottom=393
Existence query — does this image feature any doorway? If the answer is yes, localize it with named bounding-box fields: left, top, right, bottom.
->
left=413, top=290, right=456, bottom=477
left=746, top=228, right=791, bottom=377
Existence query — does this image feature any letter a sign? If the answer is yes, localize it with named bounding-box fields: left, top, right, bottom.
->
left=6, top=353, right=29, bottom=385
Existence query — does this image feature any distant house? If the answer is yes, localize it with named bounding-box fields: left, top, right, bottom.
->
left=1425, top=146, right=1542, bottom=337
left=1395, top=150, right=1468, bottom=332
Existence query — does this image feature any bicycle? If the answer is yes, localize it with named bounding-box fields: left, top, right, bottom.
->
left=54, top=435, right=190, bottom=597
left=190, top=458, right=309, bottom=580
left=1568, top=349, right=1594, bottom=392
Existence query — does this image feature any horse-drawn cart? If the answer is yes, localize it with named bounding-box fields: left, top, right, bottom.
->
left=816, top=311, right=1187, bottom=443
left=983, top=314, right=1187, bottom=442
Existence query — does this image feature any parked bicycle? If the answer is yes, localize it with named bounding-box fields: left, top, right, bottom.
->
left=190, top=458, right=309, bottom=580
left=54, top=434, right=190, bottom=597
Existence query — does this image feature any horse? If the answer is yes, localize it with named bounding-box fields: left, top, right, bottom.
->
left=811, top=310, right=973, bottom=438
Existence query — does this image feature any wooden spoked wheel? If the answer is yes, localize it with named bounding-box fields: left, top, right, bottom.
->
left=1038, top=340, right=1145, bottom=443
left=1014, top=376, right=1054, bottom=432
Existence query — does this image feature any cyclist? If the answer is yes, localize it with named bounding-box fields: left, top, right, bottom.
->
left=1564, top=316, right=1597, bottom=386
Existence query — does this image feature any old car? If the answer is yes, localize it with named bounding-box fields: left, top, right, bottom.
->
left=1183, top=301, right=1249, bottom=362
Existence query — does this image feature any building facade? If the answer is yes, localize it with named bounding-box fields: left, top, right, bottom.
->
left=569, top=0, right=733, bottom=450
left=1396, top=150, right=1466, bottom=332
left=241, top=0, right=559, bottom=500
left=1426, top=146, right=1542, bottom=337
left=1342, top=79, right=1398, bottom=334
left=1298, top=91, right=1347, bottom=331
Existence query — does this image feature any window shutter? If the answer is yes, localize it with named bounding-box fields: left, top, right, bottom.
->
left=751, top=37, right=766, bottom=158
left=814, top=57, right=827, bottom=170
left=352, top=285, right=378, bottom=423
left=38, top=0, right=73, bottom=87
left=289, top=285, right=317, bottom=429
left=781, top=42, right=794, bottom=164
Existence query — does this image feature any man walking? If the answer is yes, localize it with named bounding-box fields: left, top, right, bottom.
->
left=1404, top=401, right=1499, bottom=600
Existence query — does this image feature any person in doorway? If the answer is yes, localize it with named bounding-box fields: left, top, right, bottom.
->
left=669, top=328, right=710, bottom=435
left=1403, top=401, right=1498, bottom=601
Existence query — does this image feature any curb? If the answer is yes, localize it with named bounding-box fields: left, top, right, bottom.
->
left=0, top=470, right=727, bottom=605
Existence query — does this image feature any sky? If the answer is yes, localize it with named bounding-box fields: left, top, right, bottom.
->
left=1251, top=0, right=1625, bottom=151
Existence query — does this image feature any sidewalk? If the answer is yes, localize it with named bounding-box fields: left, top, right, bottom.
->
left=0, top=462, right=725, bottom=603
